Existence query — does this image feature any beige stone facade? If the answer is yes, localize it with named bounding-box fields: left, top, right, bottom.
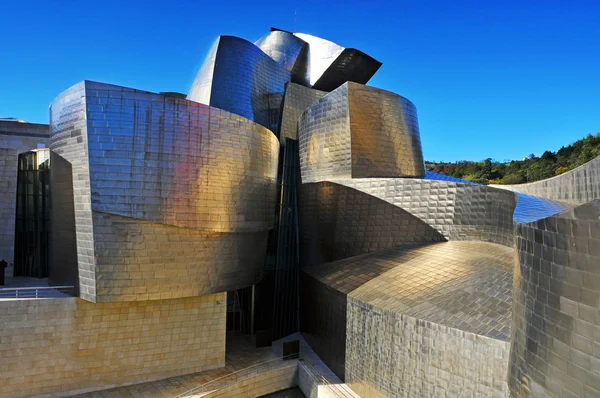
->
left=0, top=293, right=226, bottom=398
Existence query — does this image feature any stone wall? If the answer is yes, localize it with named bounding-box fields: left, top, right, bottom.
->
left=0, top=293, right=226, bottom=398
left=491, top=156, right=600, bottom=204
left=0, top=122, right=49, bottom=273
left=509, top=200, right=600, bottom=397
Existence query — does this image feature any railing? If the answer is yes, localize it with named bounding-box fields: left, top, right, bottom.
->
left=299, top=358, right=351, bottom=398
left=0, top=286, right=75, bottom=299
left=175, top=354, right=299, bottom=397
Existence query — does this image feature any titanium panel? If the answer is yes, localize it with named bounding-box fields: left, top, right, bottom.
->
left=509, top=200, right=600, bottom=397
left=187, top=36, right=291, bottom=130
left=294, top=33, right=381, bottom=91
left=50, top=81, right=280, bottom=302
left=279, top=83, right=327, bottom=140
left=490, top=155, right=600, bottom=204
left=255, top=30, right=309, bottom=86
left=299, top=82, right=425, bottom=183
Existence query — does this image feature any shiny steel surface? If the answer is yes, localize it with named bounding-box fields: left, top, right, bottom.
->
left=299, top=82, right=425, bottom=183
left=279, top=83, right=327, bottom=140
left=187, top=36, right=291, bottom=130
left=50, top=81, right=279, bottom=302
left=255, top=30, right=309, bottom=86
left=510, top=200, right=600, bottom=397
left=293, top=33, right=344, bottom=87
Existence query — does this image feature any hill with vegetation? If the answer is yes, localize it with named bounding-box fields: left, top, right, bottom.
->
left=426, top=133, right=600, bottom=185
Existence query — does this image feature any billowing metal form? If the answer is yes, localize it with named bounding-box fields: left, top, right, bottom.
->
left=187, top=36, right=291, bottom=130
left=279, top=83, right=327, bottom=140
left=510, top=200, right=600, bottom=397
left=255, top=29, right=309, bottom=86
left=301, top=241, right=513, bottom=395
left=491, top=155, right=600, bottom=204
left=294, top=33, right=382, bottom=91
left=50, top=81, right=279, bottom=302
left=299, top=82, right=425, bottom=183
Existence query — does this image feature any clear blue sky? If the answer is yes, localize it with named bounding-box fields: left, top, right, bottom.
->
left=1, top=0, right=598, bottom=162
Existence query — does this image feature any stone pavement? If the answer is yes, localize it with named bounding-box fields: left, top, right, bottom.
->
left=74, top=333, right=278, bottom=398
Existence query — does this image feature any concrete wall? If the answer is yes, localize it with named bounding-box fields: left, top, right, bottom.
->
left=0, top=122, right=49, bottom=274
left=509, top=200, right=600, bottom=397
left=491, top=156, right=600, bottom=204
left=0, top=293, right=226, bottom=398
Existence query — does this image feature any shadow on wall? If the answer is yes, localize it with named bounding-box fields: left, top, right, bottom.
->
left=298, top=181, right=447, bottom=268
left=48, top=151, right=79, bottom=294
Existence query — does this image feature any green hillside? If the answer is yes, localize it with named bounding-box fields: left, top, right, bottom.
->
left=426, top=133, right=600, bottom=185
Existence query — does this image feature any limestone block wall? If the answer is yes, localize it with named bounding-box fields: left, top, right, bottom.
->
left=509, top=200, right=600, bottom=397
left=203, top=361, right=298, bottom=398
left=491, top=156, right=600, bottom=204
left=0, top=293, right=226, bottom=398
left=0, top=122, right=49, bottom=272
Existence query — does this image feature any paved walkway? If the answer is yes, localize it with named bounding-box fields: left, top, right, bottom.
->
left=74, top=333, right=277, bottom=398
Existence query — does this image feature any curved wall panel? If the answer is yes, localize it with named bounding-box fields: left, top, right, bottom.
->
left=187, top=36, right=291, bottom=130
left=509, top=200, right=600, bottom=397
left=255, top=30, right=309, bottom=86
left=299, top=82, right=425, bottom=183
left=491, top=156, right=600, bottom=204
left=279, top=82, right=327, bottom=140
left=50, top=81, right=279, bottom=302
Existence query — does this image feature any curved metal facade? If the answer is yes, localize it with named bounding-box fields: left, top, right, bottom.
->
left=509, top=200, right=600, bottom=397
left=50, top=81, right=279, bottom=302
left=255, top=30, right=309, bottom=86
left=299, top=82, right=425, bottom=183
left=491, top=155, right=600, bottom=204
left=187, top=36, right=291, bottom=130
left=279, top=82, right=327, bottom=140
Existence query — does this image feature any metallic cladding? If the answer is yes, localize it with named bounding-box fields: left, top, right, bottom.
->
left=255, top=30, right=309, bottom=86
left=298, top=82, right=425, bottom=183
left=279, top=83, right=327, bottom=140
left=491, top=155, right=600, bottom=205
left=50, top=81, right=279, bottom=302
left=187, top=36, right=291, bottom=130
left=509, top=200, right=600, bottom=397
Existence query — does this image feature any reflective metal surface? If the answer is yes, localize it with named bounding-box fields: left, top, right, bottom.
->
left=299, top=82, right=425, bottom=183
left=279, top=83, right=327, bottom=140
left=255, top=29, right=309, bottom=86
left=509, top=199, right=600, bottom=397
left=50, top=81, right=279, bottom=302
left=188, top=36, right=291, bottom=130
left=301, top=241, right=513, bottom=396
left=294, top=33, right=382, bottom=91
left=491, top=155, right=600, bottom=204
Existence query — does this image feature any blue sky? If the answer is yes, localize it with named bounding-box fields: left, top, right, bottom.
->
left=1, top=0, right=598, bottom=161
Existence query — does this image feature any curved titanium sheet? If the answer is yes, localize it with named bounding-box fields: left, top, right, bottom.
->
left=50, top=81, right=279, bottom=302
left=294, top=33, right=381, bottom=91
left=490, top=156, right=600, bottom=204
left=255, top=30, right=309, bottom=86
left=299, top=82, right=425, bottom=183
left=279, top=82, right=327, bottom=140
left=328, top=178, right=517, bottom=247
left=510, top=200, right=600, bottom=397
left=301, top=241, right=513, bottom=395
left=187, top=36, right=291, bottom=130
